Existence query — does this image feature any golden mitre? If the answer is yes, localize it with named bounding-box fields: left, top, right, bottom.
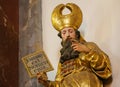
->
left=51, top=3, right=83, bottom=31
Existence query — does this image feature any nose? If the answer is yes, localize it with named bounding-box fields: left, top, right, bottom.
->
left=66, top=31, right=70, bottom=37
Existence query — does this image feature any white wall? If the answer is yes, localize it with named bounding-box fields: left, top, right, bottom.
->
left=42, top=0, right=120, bottom=86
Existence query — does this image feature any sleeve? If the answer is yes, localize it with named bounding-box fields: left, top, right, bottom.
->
left=85, top=42, right=112, bottom=79
left=48, top=81, right=60, bottom=87
left=47, top=63, right=62, bottom=87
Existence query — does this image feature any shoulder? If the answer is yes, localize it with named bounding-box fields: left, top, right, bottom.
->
left=84, top=42, right=99, bottom=49
left=85, top=42, right=107, bottom=54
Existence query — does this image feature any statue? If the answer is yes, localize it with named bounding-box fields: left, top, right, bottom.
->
left=37, top=3, right=112, bottom=87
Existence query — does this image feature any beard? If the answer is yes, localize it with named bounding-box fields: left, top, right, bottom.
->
left=60, top=38, right=80, bottom=64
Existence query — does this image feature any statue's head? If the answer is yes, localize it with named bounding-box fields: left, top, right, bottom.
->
left=51, top=3, right=84, bottom=63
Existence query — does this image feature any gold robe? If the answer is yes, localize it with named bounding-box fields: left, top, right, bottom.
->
left=48, top=42, right=112, bottom=87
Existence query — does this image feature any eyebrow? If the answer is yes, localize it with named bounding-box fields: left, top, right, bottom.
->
left=61, top=30, right=66, bottom=33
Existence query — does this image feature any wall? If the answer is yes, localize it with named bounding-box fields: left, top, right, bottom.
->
left=19, top=0, right=43, bottom=87
left=42, top=0, right=120, bottom=87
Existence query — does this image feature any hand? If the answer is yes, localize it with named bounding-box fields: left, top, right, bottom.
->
left=37, top=72, right=49, bottom=86
left=71, top=39, right=90, bottom=53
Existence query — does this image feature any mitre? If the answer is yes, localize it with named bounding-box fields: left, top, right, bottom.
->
left=51, top=3, right=83, bottom=31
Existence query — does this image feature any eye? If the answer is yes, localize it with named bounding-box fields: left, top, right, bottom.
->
left=61, top=30, right=66, bottom=34
left=69, top=29, right=74, bottom=33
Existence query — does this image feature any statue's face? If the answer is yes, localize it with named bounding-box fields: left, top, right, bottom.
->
left=61, top=27, right=76, bottom=41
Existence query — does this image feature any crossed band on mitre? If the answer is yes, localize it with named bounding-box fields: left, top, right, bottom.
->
left=51, top=3, right=83, bottom=31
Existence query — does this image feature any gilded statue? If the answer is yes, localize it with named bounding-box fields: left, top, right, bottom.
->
left=37, top=3, right=112, bottom=87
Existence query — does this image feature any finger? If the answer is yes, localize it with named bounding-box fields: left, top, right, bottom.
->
left=73, top=47, right=79, bottom=51
left=71, top=43, right=77, bottom=47
left=37, top=73, right=44, bottom=80
left=37, top=72, right=41, bottom=75
left=74, top=48, right=78, bottom=51
left=72, top=46, right=78, bottom=50
left=71, top=39, right=79, bottom=43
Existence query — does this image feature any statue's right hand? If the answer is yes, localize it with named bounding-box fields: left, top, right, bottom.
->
left=37, top=72, right=48, bottom=85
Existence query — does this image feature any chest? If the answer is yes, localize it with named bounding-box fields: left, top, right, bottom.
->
left=60, top=59, right=78, bottom=76
left=60, top=57, right=90, bottom=77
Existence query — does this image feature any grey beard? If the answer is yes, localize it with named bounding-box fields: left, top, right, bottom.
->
left=60, top=38, right=80, bottom=64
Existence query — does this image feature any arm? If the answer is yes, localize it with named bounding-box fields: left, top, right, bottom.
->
left=84, top=42, right=112, bottom=79
left=72, top=41, right=112, bottom=79
left=37, top=63, right=62, bottom=87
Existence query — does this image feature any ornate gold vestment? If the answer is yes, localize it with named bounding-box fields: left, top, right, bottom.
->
left=47, top=42, right=112, bottom=87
